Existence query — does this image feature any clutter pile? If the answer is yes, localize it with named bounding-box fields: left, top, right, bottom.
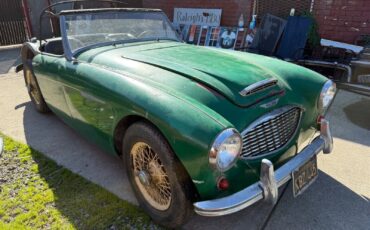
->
left=173, top=8, right=370, bottom=96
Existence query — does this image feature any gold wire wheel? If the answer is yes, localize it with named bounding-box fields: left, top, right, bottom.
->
left=25, top=68, right=41, bottom=105
left=131, top=142, right=172, bottom=211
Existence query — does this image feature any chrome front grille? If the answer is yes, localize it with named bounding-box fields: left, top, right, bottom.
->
left=241, top=106, right=301, bottom=159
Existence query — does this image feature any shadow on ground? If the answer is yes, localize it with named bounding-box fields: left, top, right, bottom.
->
left=343, top=98, right=370, bottom=131
left=16, top=101, right=156, bottom=228
left=185, top=171, right=370, bottom=230
left=265, top=170, right=370, bottom=230
left=328, top=90, right=370, bottom=147
left=17, top=99, right=136, bottom=204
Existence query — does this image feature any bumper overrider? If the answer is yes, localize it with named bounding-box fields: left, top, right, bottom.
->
left=193, top=119, right=333, bottom=217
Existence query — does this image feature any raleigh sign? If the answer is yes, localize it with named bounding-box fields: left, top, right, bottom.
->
left=173, top=8, right=222, bottom=27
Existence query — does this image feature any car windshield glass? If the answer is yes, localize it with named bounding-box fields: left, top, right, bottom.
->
left=64, top=11, right=179, bottom=52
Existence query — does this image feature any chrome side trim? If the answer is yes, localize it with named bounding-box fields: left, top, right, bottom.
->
left=193, top=120, right=332, bottom=217
left=239, top=79, right=278, bottom=96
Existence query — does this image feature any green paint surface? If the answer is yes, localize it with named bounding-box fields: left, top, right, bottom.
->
left=31, top=40, right=327, bottom=200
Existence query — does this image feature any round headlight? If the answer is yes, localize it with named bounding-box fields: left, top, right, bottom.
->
left=209, top=128, right=242, bottom=172
left=318, top=80, right=336, bottom=114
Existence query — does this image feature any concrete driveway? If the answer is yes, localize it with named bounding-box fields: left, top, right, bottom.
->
left=0, top=46, right=21, bottom=74
left=0, top=52, right=369, bottom=229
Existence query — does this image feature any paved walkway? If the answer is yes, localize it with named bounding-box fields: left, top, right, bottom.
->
left=0, top=48, right=20, bottom=74
left=0, top=69, right=369, bottom=229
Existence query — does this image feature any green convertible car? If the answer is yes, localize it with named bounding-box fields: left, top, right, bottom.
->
left=19, top=3, right=336, bottom=228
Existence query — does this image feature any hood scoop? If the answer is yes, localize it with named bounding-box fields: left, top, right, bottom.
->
left=239, top=79, right=278, bottom=96
left=117, top=45, right=285, bottom=107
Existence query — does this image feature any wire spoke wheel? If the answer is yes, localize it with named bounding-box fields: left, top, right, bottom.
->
left=131, top=142, right=172, bottom=211
left=123, top=122, right=194, bottom=227
left=25, top=68, right=41, bottom=105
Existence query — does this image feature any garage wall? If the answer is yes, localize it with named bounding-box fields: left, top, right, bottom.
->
left=143, top=0, right=369, bottom=45
left=23, top=0, right=369, bottom=44
left=142, top=0, right=253, bottom=27
left=313, top=0, right=370, bottom=44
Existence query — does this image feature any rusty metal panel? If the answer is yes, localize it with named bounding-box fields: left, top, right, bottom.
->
left=0, top=0, right=27, bottom=45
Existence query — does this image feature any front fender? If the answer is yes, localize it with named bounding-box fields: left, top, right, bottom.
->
left=111, top=75, right=230, bottom=200
left=73, top=62, right=233, bottom=200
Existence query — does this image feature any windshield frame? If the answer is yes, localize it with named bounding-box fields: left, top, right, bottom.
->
left=59, top=9, right=181, bottom=60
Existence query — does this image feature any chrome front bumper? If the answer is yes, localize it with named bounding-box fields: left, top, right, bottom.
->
left=193, top=119, right=333, bottom=217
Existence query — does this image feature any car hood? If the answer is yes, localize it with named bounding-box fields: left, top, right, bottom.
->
left=78, top=41, right=327, bottom=113
left=78, top=41, right=290, bottom=107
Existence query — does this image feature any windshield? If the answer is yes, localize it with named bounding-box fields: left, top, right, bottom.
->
left=63, top=11, right=179, bottom=52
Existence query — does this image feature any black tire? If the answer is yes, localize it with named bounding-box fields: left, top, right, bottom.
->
left=122, top=121, right=194, bottom=228
left=23, top=61, right=50, bottom=113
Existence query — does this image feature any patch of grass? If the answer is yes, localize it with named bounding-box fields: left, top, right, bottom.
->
left=0, top=134, right=160, bottom=229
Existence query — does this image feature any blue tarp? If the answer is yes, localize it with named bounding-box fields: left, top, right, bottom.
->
left=276, top=16, right=312, bottom=60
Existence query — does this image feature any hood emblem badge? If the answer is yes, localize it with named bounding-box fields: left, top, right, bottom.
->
left=260, top=98, right=280, bottom=108
left=239, top=79, right=278, bottom=96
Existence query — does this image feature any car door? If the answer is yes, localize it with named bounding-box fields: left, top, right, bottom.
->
left=33, top=52, right=72, bottom=119
left=56, top=59, right=116, bottom=151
